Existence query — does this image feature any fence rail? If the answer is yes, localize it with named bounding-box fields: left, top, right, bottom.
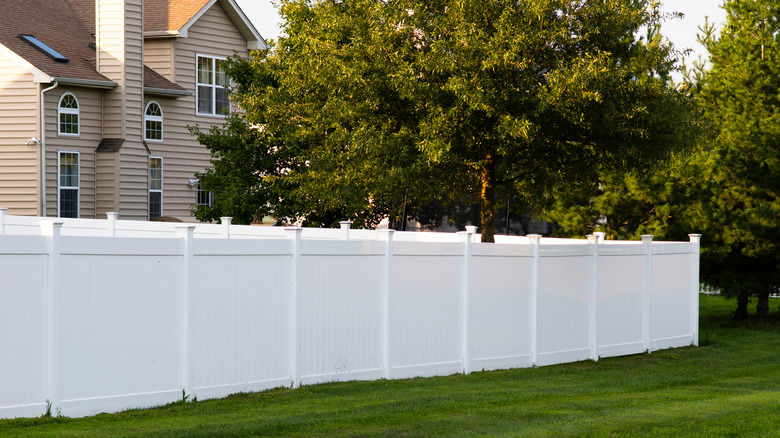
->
left=0, top=211, right=700, bottom=419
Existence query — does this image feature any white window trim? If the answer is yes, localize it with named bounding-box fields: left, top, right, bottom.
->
left=144, top=101, right=164, bottom=142
left=58, top=150, right=79, bottom=218
left=57, top=92, right=80, bottom=137
left=196, top=53, right=229, bottom=118
left=149, top=156, right=163, bottom=220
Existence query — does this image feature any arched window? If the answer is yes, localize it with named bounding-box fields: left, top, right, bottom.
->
left=58, top=93, right=79, bottom=136
left=144, top=101, right=163, bottom=141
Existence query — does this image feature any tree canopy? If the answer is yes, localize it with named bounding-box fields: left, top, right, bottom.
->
left=194, top=0, right=697, bottom=241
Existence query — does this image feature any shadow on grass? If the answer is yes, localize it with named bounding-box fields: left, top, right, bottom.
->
left=699, top=294, right=780, bottom=331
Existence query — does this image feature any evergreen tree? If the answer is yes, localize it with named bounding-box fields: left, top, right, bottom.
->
left=696, top=0, right=780, bottom=319
left=548, top=0, right=780, bottom=319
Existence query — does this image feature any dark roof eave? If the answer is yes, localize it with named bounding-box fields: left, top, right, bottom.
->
left=144, top=86, right=192, bottom=97
left=50, top=77, right=117, bottom=89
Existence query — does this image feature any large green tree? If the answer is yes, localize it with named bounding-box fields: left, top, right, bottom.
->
left=195, top=0, right=696, bottom=241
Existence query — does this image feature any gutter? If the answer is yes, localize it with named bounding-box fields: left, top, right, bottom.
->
left=40, top=81, right=59, bottom=217
left=144, top=87, right=192, bottom=97
left=144, top=31, right=180, bottom=38
left=50, top=77, right=116, bottom=90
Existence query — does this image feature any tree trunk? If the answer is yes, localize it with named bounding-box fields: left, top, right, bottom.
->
left=735, top=292, right=749, bottom=321
left=480, top=153, right=495, bottom=243
left=756, top=292, right=770, bottom=321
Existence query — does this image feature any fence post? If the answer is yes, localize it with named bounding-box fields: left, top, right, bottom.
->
left=106, top=212, right=118, bottom=237
left=377, top=229, right=394, bottom=379
left=586, top=234, right=599, bottom=361
left=40, top=219, right=64, bottom=416
left=0, top=207, right=7, bottom=235
left=285, top=227, right=303, bottom=388
left=465, top=225, right=477, bottom=242
left=594, top=231, right=606, bottom=244
left=641, top=235, right=654, bottom=352
left=528, top=234, right=541, bottom=366
left=220, top=217, right=232, bottom=239
left=458, top=227, right=474, bottom=374
left=174, top=224, right=196, bottom=398
left=340, top=221, right=352, bottom=240
left=689, top=234, right=702, bottom=346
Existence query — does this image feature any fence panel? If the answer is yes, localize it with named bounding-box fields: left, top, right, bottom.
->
left=55, top=237, right=184, bottom=417
left=390, top=242, right=462, bottom=378
left=298, top=240, right=385, bottom=384
left=468, top=247, right=533, bottom=370
left=536, top=251, right=591, bottom=366
left=0, top=236, right=49, bottom=418
left=650, top=252, right=693, bottom=349
left=597, top=253, right=645, bottom=357
left=190, top=239, right=293, bottom=399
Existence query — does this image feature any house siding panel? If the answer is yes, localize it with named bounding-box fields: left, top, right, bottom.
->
left=97, top=0, right=126, bottom=139
left=0, top=55, right=40, bottom=215
left=144, top=39, right=175, bottom=81
left=43, top=87, right=102, bottom=219
left=118, top=0, right=148, bottom=221
left=95, top=152, right=119, bottom=216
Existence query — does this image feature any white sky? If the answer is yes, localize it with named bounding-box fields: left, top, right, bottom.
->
left=235, top=0, right=727, bottom=67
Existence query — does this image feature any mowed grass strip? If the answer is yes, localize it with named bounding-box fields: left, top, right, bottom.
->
left=2, top=294, right=780, bottom=437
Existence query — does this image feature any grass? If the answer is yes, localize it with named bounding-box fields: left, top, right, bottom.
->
left=3, top=294, right=780, bottom=437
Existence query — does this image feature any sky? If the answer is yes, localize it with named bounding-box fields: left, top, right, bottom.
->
left=235, top=0, right=727, bottom=67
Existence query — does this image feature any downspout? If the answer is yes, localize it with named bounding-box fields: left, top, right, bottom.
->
left=40, top=81, right=59, bottom=217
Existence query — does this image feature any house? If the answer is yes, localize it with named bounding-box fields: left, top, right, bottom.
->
left=0, top=0, right=266, bottom=221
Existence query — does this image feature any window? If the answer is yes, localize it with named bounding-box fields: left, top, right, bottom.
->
left=196, top=55, right=229, bottom=116
left=197, top=184, right=214, bottom=207
left=149, top=157, right=163, bottom=220
left=58, top=93, right=79, bottom=136
left=144, top=101, right=163, bottom=141
left=58, top=151, right=79, bottom=218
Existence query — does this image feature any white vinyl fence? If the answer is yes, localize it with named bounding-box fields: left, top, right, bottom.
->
left=0, top=210, right=701, bottom=419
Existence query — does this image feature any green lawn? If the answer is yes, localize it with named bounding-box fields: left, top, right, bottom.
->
left=3, top=294, right=780, bottom=437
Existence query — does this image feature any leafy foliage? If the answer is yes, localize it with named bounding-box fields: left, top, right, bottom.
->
left=194, top=0, right=696, bottom=239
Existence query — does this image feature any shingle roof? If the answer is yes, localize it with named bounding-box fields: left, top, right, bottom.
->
left=144, top=65, right=190, bottom=95
left=144, top=0, right=213, bottom=34
left=0, top=0, right=113, bottom=84
left=65, top=0, right=213, bottom=35
left=0, top=0, right=198, bottom=91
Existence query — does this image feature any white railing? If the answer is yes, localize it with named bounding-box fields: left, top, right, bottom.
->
left=0, top=211, right=701, bottom=419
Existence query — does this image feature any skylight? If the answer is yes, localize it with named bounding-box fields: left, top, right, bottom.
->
left=19, top=34, right=69, bottom=63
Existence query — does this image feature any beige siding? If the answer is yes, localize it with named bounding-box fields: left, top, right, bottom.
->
left=97, top=0, right=127, bottom=139
left=0, top=55, right=40, bottom=215
left=96, top=0, right=148, bottom=220
left=43, top=87, right=103, bottom=218
left=144, top=39, right=175, bottom=81
left=95, top=152, right=119, bottom=216
left=145, top=3, right=249, bottom=221
left=118, top=0, right=148, bottom=220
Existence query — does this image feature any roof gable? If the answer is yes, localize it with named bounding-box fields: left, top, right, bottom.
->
left=145, top=0, right=267, bottom=50
left=145, top=0, right=212, bottom=34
